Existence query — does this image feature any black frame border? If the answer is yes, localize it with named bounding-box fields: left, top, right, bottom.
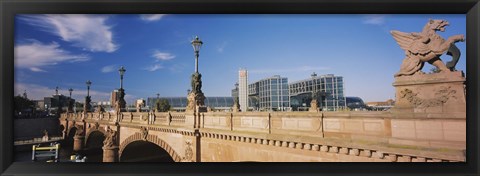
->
left=1, top=0, right=479, bottom=175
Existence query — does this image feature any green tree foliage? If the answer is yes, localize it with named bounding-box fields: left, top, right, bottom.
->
left=14, top=95, right=35, bottom=113
left=155, top=99, right=171, bottom=112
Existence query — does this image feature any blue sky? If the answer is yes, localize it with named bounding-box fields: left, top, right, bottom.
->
left=14, top=14, right=466, bottom=104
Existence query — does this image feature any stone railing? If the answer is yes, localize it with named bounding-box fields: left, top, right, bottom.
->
left=199, top=111, right=465, bottom=150
left=61, top=111, right=189, bottom=127
left=61, top=110, right=465, bottom=162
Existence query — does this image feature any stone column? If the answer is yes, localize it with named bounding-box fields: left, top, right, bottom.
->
left=73, top=135, right=84, bottom=152
left=102, top=146, right=119, bottom=162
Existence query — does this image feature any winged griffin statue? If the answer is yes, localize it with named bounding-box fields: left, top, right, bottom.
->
left=391, top=19, right=464, bottom=77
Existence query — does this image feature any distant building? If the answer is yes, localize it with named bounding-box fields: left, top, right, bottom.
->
left=92, top=101, right=113, bottom=111
left=238, top=69, right=248, bottom=112
left=43, top=94, right=74, bottom=113
left=33, top=100, right=45, bottom=111
left=366, top=99, right=395, bottom=111
left=346, top=97, right=367, bottom=111
left=231, top=82, right=239, bottom=99
left=147, top=97, right=251, bottom=112
left=249, top=75, right=290, bottom=111
left=289, top=74, right=346, bottom=111
left=110, top=89, right=119, bottom=106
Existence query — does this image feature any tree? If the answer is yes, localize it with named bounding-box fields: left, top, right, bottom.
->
left=14, top=95, right=35, bottom=114
left=155, top=99, right=171, bottom=112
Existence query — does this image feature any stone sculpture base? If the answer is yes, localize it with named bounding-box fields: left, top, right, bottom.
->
left=186, top=92, right=207, bottom=113
left=309, top=99, right=319, bottom=112
left=391, top=71, right=466, bottom=114
left=102, top=146, right=119, bottom=162
left=73, top=136, right=84, bottom=152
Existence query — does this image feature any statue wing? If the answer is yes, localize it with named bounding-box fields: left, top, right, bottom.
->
left=391, top=30, right=431, bottom=55
left=390, top=30, right=415, bottom=52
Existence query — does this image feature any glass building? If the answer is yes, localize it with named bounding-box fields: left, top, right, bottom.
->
left=289, top=74, right=346, bottom=111
left=249, top=75, right=290, bottom=111
left=146, top=97, right=257, bottom=112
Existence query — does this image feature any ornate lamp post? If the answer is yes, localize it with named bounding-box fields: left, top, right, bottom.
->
left=116, top=66, right=127, bottom=112
left=311, top=72, right=317, bottom=99
left=186, top=36, right=206, bottom=113
left=68, top=88, right=73, bottom=112
left=84, top=80, right=92, bottom=113
left=86, top=81, right=91, bottom=96
left=119, top=66, right=126, bottom=89
left=191, top=36, right=203, bottom=73
left=309, top=72, right=319, bottom=112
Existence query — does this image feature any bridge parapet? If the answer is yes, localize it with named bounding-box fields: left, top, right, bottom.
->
left=60, top=110, right=465, bottom=162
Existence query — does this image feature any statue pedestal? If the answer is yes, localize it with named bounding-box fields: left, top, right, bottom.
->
left=232, top=106, right=239, bottom=112
left=102, top=146, right=119, bottom=162
left=309, top=99, right=319, bottom=112
left=391, top=71, right=466, bottom=114
left=73, top=136, right=84, bottom=152
left=186, top=92, right=206, bottom=113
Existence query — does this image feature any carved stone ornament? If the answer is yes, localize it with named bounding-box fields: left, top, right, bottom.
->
left=182, top=141, right=194, bottom=162
left=91, top=122, right=100, bottom=130
left=400, top=86, right=456, bottom=109
left=103, top=127, right=117, bottom=148
left=140, top=126, right=148, bottom=141
left=74, top=125, right=84, bottom=136
left=391, top=19, right=465, bottom=77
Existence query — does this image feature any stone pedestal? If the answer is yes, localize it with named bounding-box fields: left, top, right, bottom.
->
left=186, top=92, right=207, bottom=113
left=309, top=99, right=319, bottom=112
left=102, top=146, right=119, bottom=162
left=391, top=71, right=466, bottom=114
left=73, top=136, right=84, bottom=152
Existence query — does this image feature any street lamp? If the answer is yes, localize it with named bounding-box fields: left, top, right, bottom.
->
left=86, top=80, right=91, bottom=96
left=68, top=88, right=73, bottom=98
left=191, top=36, right=203, bottom=73
left=119, top=66, right=126, bottom=89
left=68, top=88, right=73, bottom=112
left=311, top=72, right=317, bottom=99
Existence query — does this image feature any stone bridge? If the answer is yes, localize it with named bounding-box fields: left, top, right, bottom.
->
left=59, top=110, right=465, bottom=162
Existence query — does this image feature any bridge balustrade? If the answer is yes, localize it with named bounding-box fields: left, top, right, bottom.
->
left=60, top=110, right=465, bottom=162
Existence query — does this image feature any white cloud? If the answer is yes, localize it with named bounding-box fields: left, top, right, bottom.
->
left=145, top=64, right=164, bottom=72
left=249, top=66, right=330, bottom=74
left=30, top=67, right=47, bottom=72
left=362, top=15, right=386, bottom=25
left=101, top=65, right=117, bottom=73
left=152, top=50, right=175, bottom=61
left=20, top=14, right=118, bottom=53
left=15, top=40, right=89, bottom=71
left=140, top=14, right=166, bottom=22
left=217, top=41, right=227, bottom=53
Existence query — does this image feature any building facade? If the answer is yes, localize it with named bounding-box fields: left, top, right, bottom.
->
left=238, top=69, right=248, bottom=112
left=249, top=75, right=290, bottom=111
left=110, top=89, right=119, bottom=106
left=346, top=97, right=367, bottom=111
left=43, top=94, right=75, bottom=113
left=231, top=83, right=239, bottom=99
left=289, top=74, right=346, bottom=111
left=146, top=97, right=259, bottom=112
